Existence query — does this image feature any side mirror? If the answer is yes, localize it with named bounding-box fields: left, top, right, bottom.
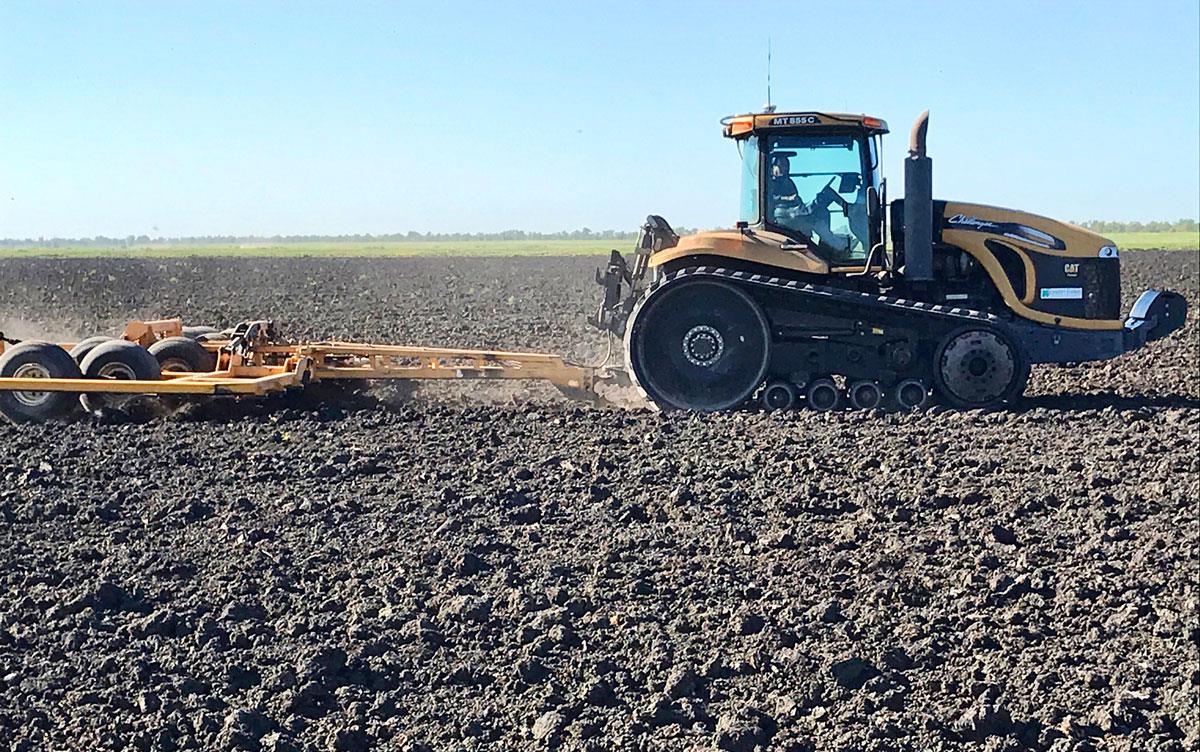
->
left=867, top=186, right=880, bottom=220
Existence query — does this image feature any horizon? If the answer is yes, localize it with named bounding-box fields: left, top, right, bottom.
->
left=2, top=1, right=1198, bottom=238
left=3, top=217, right=1198, bottom=246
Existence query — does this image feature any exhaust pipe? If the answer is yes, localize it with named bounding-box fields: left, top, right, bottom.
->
left=903, top=110, right=934, bottom=281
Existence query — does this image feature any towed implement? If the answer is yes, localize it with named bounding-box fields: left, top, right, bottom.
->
left=591, top=109, right=1188, bottom=411
left=0, top=319, right=624, bottom=424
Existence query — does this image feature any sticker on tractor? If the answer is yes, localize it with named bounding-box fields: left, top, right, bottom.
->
left=1040, top=287, right=1083, bottom=300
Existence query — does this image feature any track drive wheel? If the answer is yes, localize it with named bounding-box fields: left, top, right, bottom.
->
left=0, top=342, right=83, bottom=423
left=149, top=336, right=216, bottom=373
left=933, top=327, right=1028, bottom=409
left=627, top=278, right=771, bottom=412
left=78, top=340, right=161, bottom=414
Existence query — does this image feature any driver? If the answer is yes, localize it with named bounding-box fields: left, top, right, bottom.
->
left=768, top=155, right=801, bottom=218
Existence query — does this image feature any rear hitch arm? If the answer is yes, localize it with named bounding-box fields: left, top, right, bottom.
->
left=588, top=215, right=679, bottom=336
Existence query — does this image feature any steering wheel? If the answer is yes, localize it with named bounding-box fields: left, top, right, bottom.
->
left=817, top=175, right=852, bottom=213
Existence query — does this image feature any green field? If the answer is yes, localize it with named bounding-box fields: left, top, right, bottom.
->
left=1105, top=231, right=1199, bottom=251
left=0, top=239, right=623, bottom=258
left=0, top=231, right=1196, bottom=258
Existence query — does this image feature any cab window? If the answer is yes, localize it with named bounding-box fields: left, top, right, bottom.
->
left=738, top=135, right=760, bottom=224
left=765, top=134, right=870, bottom=261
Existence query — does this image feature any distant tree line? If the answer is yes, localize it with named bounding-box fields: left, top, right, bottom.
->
left=0, top=220, right=1190, bottom=248
left=1075, top=218, right=1198, bottom=234
left=0, top=227, right=699, bottom=249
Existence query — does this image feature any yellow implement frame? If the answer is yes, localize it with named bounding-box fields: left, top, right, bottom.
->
left=0, top=319, right=618, bottom=402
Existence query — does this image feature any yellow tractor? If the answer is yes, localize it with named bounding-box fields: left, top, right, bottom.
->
left=591, top=110, right=1187, bottom=411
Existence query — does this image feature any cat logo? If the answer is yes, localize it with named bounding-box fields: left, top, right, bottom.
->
left=1063, top=263, right=1080, bottom=277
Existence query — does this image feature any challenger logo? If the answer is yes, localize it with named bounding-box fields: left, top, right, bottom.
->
left=1064, top=263, right=1080, bottom=277
left=946, top=213, right=1068, bottom=251
left=947, top=214, right=1000, bottom=230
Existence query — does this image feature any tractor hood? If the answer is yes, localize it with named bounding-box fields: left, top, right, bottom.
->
left=934, top=201, right=1117, bottom=258
left=647, top=228, right=830, bottom=275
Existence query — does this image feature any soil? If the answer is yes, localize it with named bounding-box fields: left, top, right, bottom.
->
left=1, top=251, right=1197, bottom=751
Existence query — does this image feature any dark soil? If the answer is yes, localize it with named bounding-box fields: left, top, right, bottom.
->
left=1, top=252, right=1197, bottom=751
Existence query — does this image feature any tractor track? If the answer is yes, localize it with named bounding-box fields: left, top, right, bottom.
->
left=0, top=251, right=1197, bottom=751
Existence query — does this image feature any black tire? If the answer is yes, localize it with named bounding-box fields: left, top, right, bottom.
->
left=149, top=336, right=215, bottom=373
left=933, top=327, right=1029, bottom=409
left=78, top=340, right=160, bottom=413
left=627, top=278, right=771, bottom=412
left=68, top=335, right=114, bottom=365
left=0, top=342, right=83, bottom=423
left=182, top=326, right=221, bottom=341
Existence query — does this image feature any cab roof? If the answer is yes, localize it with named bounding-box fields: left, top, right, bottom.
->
left=721, top=111, right=889, bottom=138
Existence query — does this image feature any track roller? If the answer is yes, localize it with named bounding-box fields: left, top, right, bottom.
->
left=760, top=380, right=797, bottom=411
left=848, top=380, right=883, bottom=410
left=805, top=378, right=842, bottom=412
left=0, top=342, right=83, bottom=423
left=893, top=378, right=930, bottom=410
left=78, top=340, right=161, bottom=413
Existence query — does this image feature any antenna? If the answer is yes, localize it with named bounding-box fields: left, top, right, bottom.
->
left=763, top=38, right=775, bottom=113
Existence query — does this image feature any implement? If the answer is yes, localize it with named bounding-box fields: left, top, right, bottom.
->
left=0, top=318, right=623, bottom=422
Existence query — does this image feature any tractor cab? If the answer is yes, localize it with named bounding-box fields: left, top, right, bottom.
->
left=723, top=112, right=889, bottom=263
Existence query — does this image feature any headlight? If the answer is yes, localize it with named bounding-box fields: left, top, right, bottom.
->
left=1098, top=245, right=1119, bottom=258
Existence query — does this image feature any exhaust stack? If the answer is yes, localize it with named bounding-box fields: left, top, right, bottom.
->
left=903, top=110, right=934, bottom=281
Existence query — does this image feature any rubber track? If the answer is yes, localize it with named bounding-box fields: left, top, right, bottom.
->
left=623, top=266, right=1008, bottom=410
left=646, top=266, right=1004, bottom=327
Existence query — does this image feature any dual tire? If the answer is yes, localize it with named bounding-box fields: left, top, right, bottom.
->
left=0, top=335, right=215, bottom=422
left=0, top=342, right=84, bottom=423
left=77, top=340, right=162, bottom=413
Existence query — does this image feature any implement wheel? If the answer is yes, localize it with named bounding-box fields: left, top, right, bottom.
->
left=78, top=340, right=160, bottom=414
left=0, top=342, right=83, bottom=423
left=150, top=336, right=215, bottom=373
left=182, top=325, right=222, bottom=341
left=934, top=327, right=1028, bottom=409
left=627, top=278, right=770, bottom=412
left=69, top=336, right=114, bottom=365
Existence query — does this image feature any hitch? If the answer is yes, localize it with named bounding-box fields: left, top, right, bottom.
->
left=588, top=250, right=634, bottom=335
left=588, top=215, right=679, bottom=336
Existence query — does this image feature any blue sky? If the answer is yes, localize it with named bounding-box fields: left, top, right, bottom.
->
left=1, top=0, right=1197, bottom=238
